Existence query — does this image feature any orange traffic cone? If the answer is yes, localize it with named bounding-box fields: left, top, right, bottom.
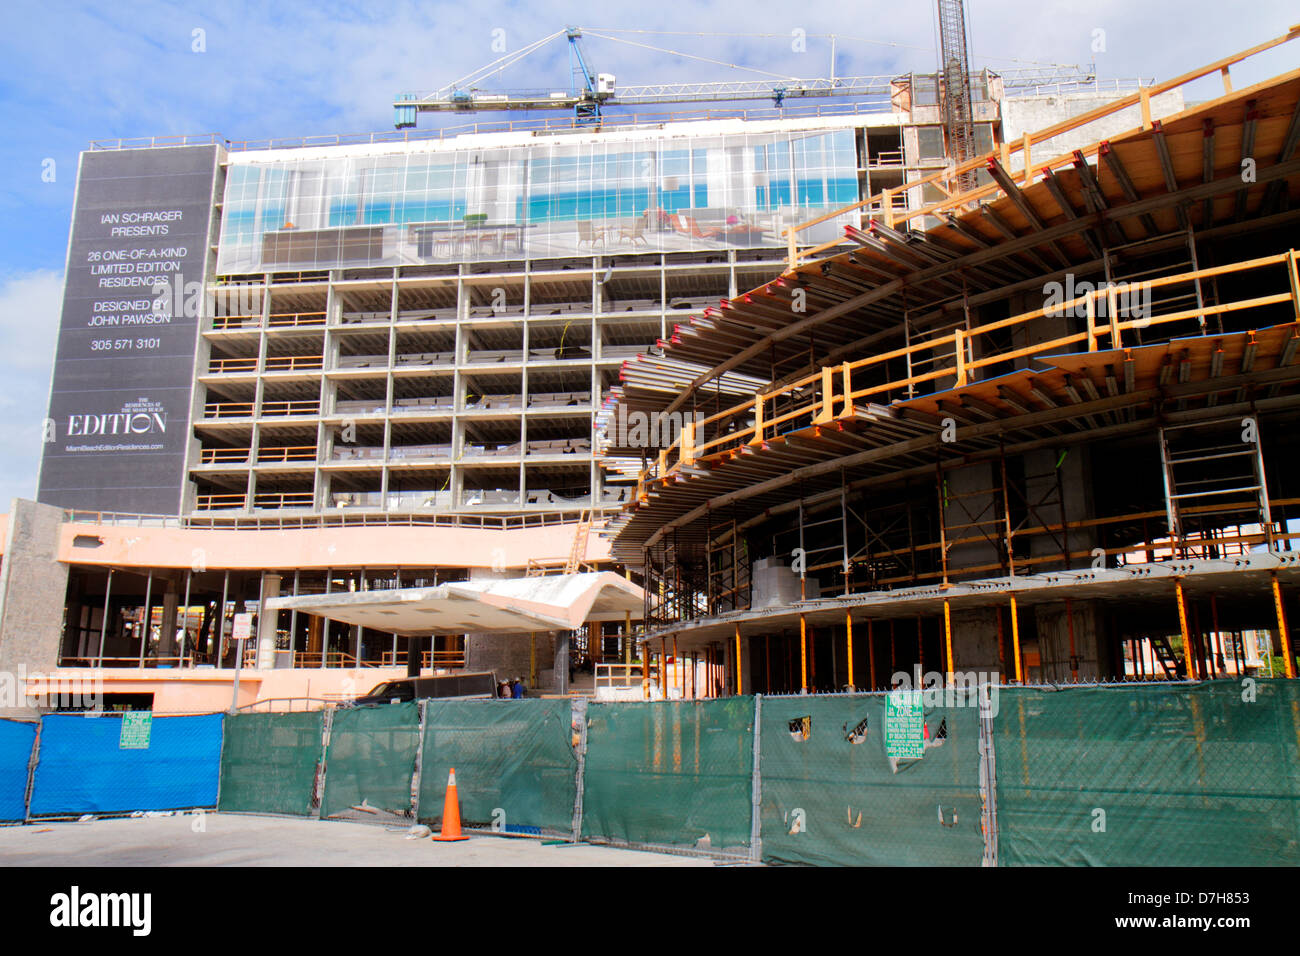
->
left=432, top=767, right=469, bottom=842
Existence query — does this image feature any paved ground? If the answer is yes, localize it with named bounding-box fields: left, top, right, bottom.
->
left=0, top=814, right=715, bottom=867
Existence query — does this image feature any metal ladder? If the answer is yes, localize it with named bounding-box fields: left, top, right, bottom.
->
left=1158, top=416, right=1273, bottom=559
left=1149, top=635, right=1183, bottom=679
left=1102, top=226, right=1217, bottom=351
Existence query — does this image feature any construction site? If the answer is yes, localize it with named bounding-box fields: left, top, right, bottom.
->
left=0, top=4, right=1299, bottom=870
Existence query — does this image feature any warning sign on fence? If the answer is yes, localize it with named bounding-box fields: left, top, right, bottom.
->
left=884, top=691, right=925, bottom=759
left=119, top=712, right=152, bottom=750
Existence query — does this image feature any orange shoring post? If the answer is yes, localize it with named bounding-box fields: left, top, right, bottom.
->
left=1010, top=596, right=1023, bottom=683
left=943, top=599, right=954, bottom=687
left=734, top=624, right=742, bottom=696
left=1175, top=579, right=1198, bottom=680
left=1271, top=571, right=1296, bottom=678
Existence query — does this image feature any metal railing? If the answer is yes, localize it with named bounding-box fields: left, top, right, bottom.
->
left=207, top=357, right=258, bottom=374
left=56, top=656, right=194, bottom=669
left=261, top=445, right=318, bottom=463
left=265, top=355, right=324, bottom=372
left=195, top=493, right=248, bottom=510
left=63, top=506, right=616, bottom=531
left=782, top=26, right=1300, bottom=268
left=377, top=650, right=467, bottom=668
left=211, top=314, right=263, bottom=330
left=86, top=100, right=904, bottom=155
left=593, top=662, right=651, bottom=700
left=252, top=492, right=315, bottom=509
left=261, top=400, right=321, bottom=417
left=234, top=696, right=333, bottom=712
left=268, top=310, right=327, bottom=328
left=198, top=354, right=331, bottom=376
left=634, top=250, right=1300, bottom=495
left=200, top=445, right=317, bottom=465
left=203, top=401, right=256, bottom=419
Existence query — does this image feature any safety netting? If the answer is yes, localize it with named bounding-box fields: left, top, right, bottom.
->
left=0, top=718, right=36, bottom=822
left=419, top=698, right=577, bottom=836
left=29, top=712, right=223, bottom=817
left=994, top=680, right=1300, bottom=866
left=758, top=693, right=985, bottom=866
left=321, top=701, right=420, bottom=819
left=219, top=711, right=323, bottom=817
left=581, top=697, right=754, bottom=852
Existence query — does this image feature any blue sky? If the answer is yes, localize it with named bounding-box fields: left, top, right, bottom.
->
left=1, top=0, right=1296, bottom=507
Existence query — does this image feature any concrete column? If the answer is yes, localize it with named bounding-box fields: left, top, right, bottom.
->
left=307, top=615, right=323, bottom=659
left=159, top=581, right=179, bottom=658
left=737, top=632, right=753, bottom=696
left=949, top=606, right=1004, bottom=678
left=1034, top=599, right=1107, bottom=680
left=256, top=572, right=282, bottom=668
left=406, top=634, right=422, bottom=677
left=0, top=499, right=69, bottom=679
left=554, top=631, right=569, bottom=695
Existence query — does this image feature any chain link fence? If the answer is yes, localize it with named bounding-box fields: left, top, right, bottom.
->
left=28, top=713, right=222, bottom=818
left=2, top=681, right=1298, bottom=863
left=419, top=698, right=578, bottom=837
left=758, top=693, right=985, bottom=866
left=219, top=711, right=325, bottom=817
left=321, top=701, right=421, bottom=820
left=581, top=697, right=755, bottom=856
left=0, top=718, right=36, bottom=823
left=994, top=680, right=1300, bottom=865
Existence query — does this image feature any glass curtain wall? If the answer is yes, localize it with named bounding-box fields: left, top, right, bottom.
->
left=217, top=128, right=860, bottom=274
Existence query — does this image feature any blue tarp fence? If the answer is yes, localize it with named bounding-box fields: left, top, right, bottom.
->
left=28, top=713, right=224, bottom=817
left=0, top=718, right=36, bottom=822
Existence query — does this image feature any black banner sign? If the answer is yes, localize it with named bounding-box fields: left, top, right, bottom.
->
left=38, top=145, right=219, bottom=515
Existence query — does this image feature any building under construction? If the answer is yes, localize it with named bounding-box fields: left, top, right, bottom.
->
left=604, top=26, right=1300, bottom=696
left=4, top=18, right=1299, bottom=713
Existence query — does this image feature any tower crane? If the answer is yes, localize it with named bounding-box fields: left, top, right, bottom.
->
left=393, top=24, right=1094, bottom=129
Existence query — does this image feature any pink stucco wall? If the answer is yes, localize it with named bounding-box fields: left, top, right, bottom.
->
left=49, top=520, right=608, bottom=570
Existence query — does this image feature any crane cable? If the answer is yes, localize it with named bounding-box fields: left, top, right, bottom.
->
left=582, top=30, right=805, bottom=83
left=426, top=26, right=1082, bottom=100
left=581, top=27, right=1079, bottom=69
left=438, top=29, right=566, bottom=95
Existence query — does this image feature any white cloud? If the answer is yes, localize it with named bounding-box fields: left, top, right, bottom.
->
left=0, top=269, right=62, bottom=506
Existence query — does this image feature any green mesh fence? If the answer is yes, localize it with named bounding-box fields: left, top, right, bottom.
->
left=322, top=702, right=420, bottom=819
left=759, top=694, right=984, bottom=866
left=994, top=680, right=1300, bottom=866
left=581, top=697, right=754, bottom=852
left=219, top=711, right=324, bottom=817
left=419, top=699, right=577, bottom=836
